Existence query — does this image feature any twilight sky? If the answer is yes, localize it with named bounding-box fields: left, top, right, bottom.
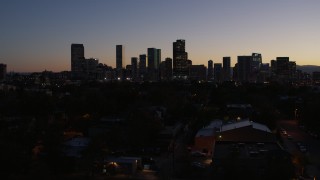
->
left=1, top=0, right=320, bottom=72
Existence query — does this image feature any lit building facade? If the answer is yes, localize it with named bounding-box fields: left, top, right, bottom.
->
left=173, top=39, right=189, bottom=79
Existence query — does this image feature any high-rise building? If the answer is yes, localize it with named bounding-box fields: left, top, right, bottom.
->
left=289, top=61, right=297, bottom=81
left=214, top=63, right=223, bottom=83
left=125, top=65, right=132, bottom=80
left=173, top=39, right=189, bottom=79
left=276, top=57, right=290, bottom=78
left=147, top=48, right=161, bottom=81
left=116, top=45, right=123, bottom=70
left=116, top=45, right=124, bottom=80
left=223, top=57, right=231, bottom=81
left=85, top=58, right=99, bottom=79
left=0, top=63, right=7, bottom=81
left=233, top=63, right=238, bottom=81
left=251, top=53, right=262, bottom=73
left=139, top=54, right=147, bottom=81
left=189, top=65, right=207, bottom=81
left=71, top=44, right=84, bottom=68
left=72, top=58, right=99, bottom=80
left=270, top=60, right=277, bottom=76
left=131, top=57, right=138, bottom=81
left=147, top=48, right=155, bottom=70
left=156, top=49, right=161, bottom=69
left=258, top=63, right=270, bottom=83
left=160, top=57, right=173, bottom=81
left=237, top=56, right=252, bottom=82
left=207, top=60, right=213, bottom=81
left=273, top=57, right=296, bottom=83
left=71, top=44, right=85, bottom=79
left=250, top=53, right=262, bottom=82
left=71, top=44, right=99, bottom=80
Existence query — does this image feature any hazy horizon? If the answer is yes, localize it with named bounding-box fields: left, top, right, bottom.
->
left=1, top=0, right=320, bottom=72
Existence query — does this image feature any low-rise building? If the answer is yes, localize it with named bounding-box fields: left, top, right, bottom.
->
left=193, top=120, right=222, bottom=155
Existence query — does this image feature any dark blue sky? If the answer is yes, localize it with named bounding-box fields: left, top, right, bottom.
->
left=1, top=0, right=320, bottom=72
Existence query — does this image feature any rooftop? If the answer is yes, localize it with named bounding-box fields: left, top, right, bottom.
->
left=196, top=119, right=223, bottom=137
left=221, top=119, right=271, bottom=133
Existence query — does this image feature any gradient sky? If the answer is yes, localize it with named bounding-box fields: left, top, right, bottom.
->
left=1, top=0, right=320, bottom=72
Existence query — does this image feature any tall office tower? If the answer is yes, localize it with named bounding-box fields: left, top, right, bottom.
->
left=147, top=48, right=156, bottom=70
left=147, top=48, right=161, bottom=81
left=250, top=53, right=262, bottom=82
left=173, top=39, right=189, bottom=79
left=289, top=61, right=297, bottom=80
left=85, top=58, right=99, bottom=79
left=131, top=57, right=138, bottom=81
left=214, top=63, right=223, bottom=83
left=233, top=63, right=238, bottom=81
left=161, top=57, right=173, bottom=81
left=0, top=63, right=7, bottom=81
left=71, top=44, right=85, bottom=79
left=276, top=57, right=290, bottom=78
left=251, top=53, right=262, bottom=72
left=156, top=49, right=161, bottom=69
left=258, top=63, right=270, bottom=82
left=270, top=60, right=277, bottom=75
left=237, top=56, right=252, bottom=82
left=223, top=57, right=231, bottom=81
left=139, top=54, right=147, bottom=81
left=116, top=45, right=123, bottom=70
left=189, top=65, right=207, bottom=81
left=207, top=60, right=213, bottom=81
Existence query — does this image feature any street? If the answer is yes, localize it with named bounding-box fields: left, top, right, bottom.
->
left=278, top=119, right=320, bottom=179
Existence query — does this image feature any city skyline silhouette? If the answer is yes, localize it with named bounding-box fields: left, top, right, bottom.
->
left=1, top=0, right=320, bottom=72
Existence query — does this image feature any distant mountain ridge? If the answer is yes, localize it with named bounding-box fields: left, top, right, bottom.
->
left=296, top=65, right=320, bottom=74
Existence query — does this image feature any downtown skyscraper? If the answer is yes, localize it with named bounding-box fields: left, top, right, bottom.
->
left=116, top=45, right=124, bottom=80
left=139, top=54, right=147, bottom=81
left=223, top=57, right=231, bottom=81
left=71, top=44, right=85, bottom=79
left=71, top=44, right=100, bottom=80
left=131, top=57, right=138, bottom=81
left=237, top=56, right=252, bottom=82
left=116, top=45, right=124, bottom=71
left=173, top=39, right=189, bottom=79
left=71, top=44, right=84, bottom=72
left=147, top=48, right=161, bottom=81
left=207, top=60, right=213, bottom=81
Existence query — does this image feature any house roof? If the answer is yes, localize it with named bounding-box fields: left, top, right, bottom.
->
left=220, top=119, right=271, bottom=133
left=204, top=120, right=223, bottom=129
left=196, top=128, right=215, bottom=137
left=196, top=120, right=222, bottom=137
